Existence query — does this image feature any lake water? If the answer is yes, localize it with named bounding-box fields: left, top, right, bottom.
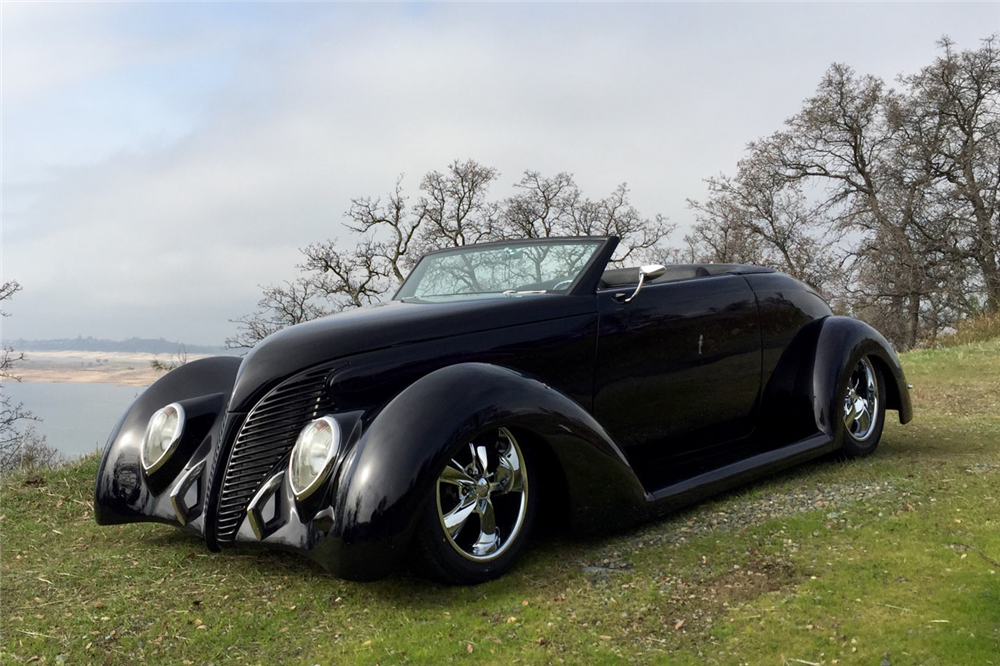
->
left=2, top=381, right=146, bottom=459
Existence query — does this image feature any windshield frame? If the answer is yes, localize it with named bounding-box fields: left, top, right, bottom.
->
left=393, top=236, right=618, bottom=302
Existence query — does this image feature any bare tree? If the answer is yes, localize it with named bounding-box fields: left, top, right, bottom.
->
left=904, top=36, right=1000, bottom=312
left=226, top=278, right=327, bottom=349
left=501, top=172, right=675, bottom=265
left=1, top=281, right=33, bottom=469
left=775, top=64, right=943, bottom=347
left=686, top=150, right=839, bottom=294
left=228, top=160, right=674, bottom=348
left=501, top=171, right=579, bottom=239
left=412, top=160, right=501, bottom=252
left=227, top=161, right=498, bottom=349
left=700, top=63, right=950, bottom=348
left=1, top=280, right=58, bottom=474
left=1, top=280, right=26, bottom=376
left=684, top=37, right=999, bottom=349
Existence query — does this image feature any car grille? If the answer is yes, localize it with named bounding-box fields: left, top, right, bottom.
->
left=214, top=362, right=339, bottom=544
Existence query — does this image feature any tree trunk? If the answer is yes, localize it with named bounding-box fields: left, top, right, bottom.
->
left=983, top=261, right=1000, bottom=314
left=906, top=293, right=921, bottom=350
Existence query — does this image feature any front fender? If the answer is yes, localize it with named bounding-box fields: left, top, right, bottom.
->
left=94, top=356, right=242, bottom=527
left=310, top=362, right=646, bottom=580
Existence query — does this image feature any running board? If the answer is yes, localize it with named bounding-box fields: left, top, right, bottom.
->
left=646, top=433, right=836, bottom=515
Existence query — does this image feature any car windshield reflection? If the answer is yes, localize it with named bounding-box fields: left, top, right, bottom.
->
left=394, top=239, right=603, bottom=301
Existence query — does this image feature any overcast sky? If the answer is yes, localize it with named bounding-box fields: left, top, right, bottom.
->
left=2, top=2, right=997, bottom=347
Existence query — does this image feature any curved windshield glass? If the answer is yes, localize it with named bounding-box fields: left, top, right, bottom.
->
left=395, top=239, right=604, bottom=302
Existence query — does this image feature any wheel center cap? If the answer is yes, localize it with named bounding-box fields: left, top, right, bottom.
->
left=476, top=478, right=490, bottom=499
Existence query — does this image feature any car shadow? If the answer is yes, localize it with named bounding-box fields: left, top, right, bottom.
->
left=136, top=445, right=886, bottom=596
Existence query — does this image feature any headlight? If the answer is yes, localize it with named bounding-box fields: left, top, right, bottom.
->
left=140, top=403, right=185, bottom=475
left=288, top=416, right=341, bottom=501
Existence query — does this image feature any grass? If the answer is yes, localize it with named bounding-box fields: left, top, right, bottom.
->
left=2, top=340, right=999, bottom=664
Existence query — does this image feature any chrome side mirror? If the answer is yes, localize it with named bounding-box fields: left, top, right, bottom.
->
left=622, top=264, right=666, bottom=303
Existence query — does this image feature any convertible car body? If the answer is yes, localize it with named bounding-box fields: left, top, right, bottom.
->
left=95, top=236, right=912, bottom=583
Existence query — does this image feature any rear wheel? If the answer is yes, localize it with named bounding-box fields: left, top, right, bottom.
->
left=415, top=427, right=537, bottom=584
left=839, top=356, right=886, bottom=458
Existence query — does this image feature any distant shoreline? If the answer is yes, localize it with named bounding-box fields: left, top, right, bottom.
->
left=12, top=350, right=214, bottom=387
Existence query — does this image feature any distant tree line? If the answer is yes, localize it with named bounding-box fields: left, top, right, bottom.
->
left=16, top=337, right=223, bottom=355
left=231, top=36, right=998, bottom=351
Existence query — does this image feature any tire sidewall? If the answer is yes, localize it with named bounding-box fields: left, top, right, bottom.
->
left=838, top=354, right=887, bottom=458
left=415, top=428, right=538, bottom=584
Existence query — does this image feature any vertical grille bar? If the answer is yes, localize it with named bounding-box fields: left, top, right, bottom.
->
left=213, top=362, right=339, bottom=545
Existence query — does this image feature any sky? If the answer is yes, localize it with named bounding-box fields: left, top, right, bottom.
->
left=2, top=2, right=997, bottom=347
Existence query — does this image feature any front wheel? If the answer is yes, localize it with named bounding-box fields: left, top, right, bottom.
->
left=839, top=356, right=886, bottom=458
left=415, top=427, right=537, bottom=584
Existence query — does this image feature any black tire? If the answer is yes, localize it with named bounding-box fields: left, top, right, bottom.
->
left=839, top=355, right=887, bottom=458
left=414, top=427, right=538, bottom=584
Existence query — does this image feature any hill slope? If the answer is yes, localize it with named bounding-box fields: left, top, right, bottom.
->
left=2, top=340, right=998, bottom=663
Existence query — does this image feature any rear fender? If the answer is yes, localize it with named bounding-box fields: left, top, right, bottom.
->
left=812, top=316, right=913, bottom=436
left=759, top=316, right=912, bottom=447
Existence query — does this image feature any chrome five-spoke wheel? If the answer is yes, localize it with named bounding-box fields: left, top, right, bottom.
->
left=843, top=357, right=879, bottom=441
left=436, top=427, right=528, bottom=562
left=417, top=426, right=537, bottom=583
left=840, top=355, right=886, bottom=458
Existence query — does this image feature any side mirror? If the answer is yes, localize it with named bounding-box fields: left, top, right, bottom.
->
left=621, top=264, right=666, bottom=303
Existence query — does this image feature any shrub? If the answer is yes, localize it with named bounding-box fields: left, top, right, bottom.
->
left=937, top=311, right=1000, bottom=347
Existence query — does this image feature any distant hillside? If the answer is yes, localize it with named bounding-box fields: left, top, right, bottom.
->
left=11, top=337, right=230, bottom=355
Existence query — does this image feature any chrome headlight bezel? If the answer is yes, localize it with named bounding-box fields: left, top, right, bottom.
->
left=140, top=403, right=186, bottom=475
left=288, top=416, right=342, bottom=501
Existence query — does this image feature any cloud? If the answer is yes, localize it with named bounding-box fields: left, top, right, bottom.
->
left=3, top=2, right=995, bottom=345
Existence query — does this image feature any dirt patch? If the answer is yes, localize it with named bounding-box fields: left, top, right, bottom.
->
left=632, top=555, right=803, bottom=655
left=697, top=557, right=801, bottom=605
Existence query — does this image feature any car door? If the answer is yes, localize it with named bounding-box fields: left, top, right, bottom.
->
left=593, top=273, right=762, bottom=490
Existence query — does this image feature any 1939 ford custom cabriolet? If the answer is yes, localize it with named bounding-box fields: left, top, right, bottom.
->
left=95, top=236, right=911, bottom=583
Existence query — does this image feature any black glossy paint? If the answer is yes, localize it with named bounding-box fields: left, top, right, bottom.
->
left=94, top=356, right=241, bottom=527
left=594, top=274, right=761, bottom=489
left=94, top=236, right=912, bottom=580
left=229, top=295, right=599, bottom=413
left=321, top=363, right=646, bottom=579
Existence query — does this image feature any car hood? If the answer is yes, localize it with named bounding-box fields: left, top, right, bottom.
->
left=228, top=295, right=595, bottom=412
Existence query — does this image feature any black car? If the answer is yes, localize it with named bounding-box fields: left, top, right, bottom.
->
left=95, top=236, right=912, bottom=583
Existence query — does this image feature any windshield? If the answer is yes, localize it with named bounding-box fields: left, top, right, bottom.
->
left=395, top=239, right=604, bottom=302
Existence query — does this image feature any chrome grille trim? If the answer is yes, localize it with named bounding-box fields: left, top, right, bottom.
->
left=213, top=362, right=340, bottom=544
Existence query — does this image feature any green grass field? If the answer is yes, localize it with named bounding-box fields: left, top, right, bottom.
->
left=2, top=340, right=998, bottom=664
